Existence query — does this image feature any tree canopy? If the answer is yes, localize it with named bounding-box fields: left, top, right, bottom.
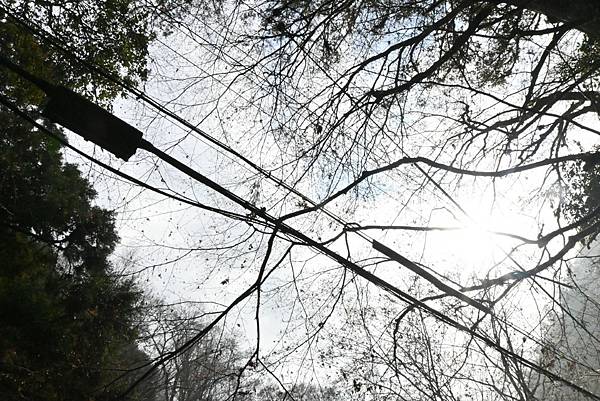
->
left=0, top=1, right=180, bottom=399
left=4, top=1, right=600, bottom=401
left=111, top=1, right=600, bottom=399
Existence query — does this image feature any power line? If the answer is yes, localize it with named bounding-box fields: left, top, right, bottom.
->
left=4, top=85, right=598, bottom=401
left=0, top=4, right=361, bottom=240
left=4, top=3, right=505, bottom=314
left=124, top=140, right=600, bottom=401
left=0, top=93, right=269, bottom=228
left=3, top=7, right=599, bottom=399
left=1, top=0, right=569, bottom=351
left=175, top=5, right=600, bottom=389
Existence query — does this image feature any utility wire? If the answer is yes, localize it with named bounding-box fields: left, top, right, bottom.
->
left=2, top=1, right=582, bottom=370
left=3, top=7, right=599, bottom=399
left=0, top=4, right=361, bottom=239
left=128, top=140, right=600, bottom=401
left=0, top=93, right=269, bottom=228
left=5, top=88, right=597, bottom=400
left=3, top=4, right=502, bottom=314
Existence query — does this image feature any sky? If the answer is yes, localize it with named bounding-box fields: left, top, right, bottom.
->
left=56, top=5, right=600, bottom=396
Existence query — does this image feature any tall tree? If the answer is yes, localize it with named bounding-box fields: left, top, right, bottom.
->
left=144, top=305, right=247, bottom=401
left=0, top=108, right=148, bottom=401
left=0, top=1, right=187, bottom=400
left=5, top=1, right=600, bottom=400
left=105, top=2, right=600, bottom=400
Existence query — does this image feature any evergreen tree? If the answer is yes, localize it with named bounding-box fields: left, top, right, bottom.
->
left=0, top=1, right=177, bottom=399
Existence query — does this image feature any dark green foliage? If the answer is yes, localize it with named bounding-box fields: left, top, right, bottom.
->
left=0, top=1, right=167, bottom=399
left=0, top=112, right=118, bottom=273
left=1, top=0, right=199, bottom=103
left=2, top=0, right=153, bottom=102
left=0, top=109, right=150, bottom=400
left=562, top=157, right=600, bottom=243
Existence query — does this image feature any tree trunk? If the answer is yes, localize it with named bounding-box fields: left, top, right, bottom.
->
left=504, top=0, right=600, bottom=40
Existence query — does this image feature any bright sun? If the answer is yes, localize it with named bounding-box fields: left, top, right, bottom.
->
left=425, top=197, right=533, bottom=276
left=453, top=222, right=502, bottom=266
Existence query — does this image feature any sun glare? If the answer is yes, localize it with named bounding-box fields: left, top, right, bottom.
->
left=453, top=221, right=501, bottom=266
left=426, top=198, right=531, bottom=275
